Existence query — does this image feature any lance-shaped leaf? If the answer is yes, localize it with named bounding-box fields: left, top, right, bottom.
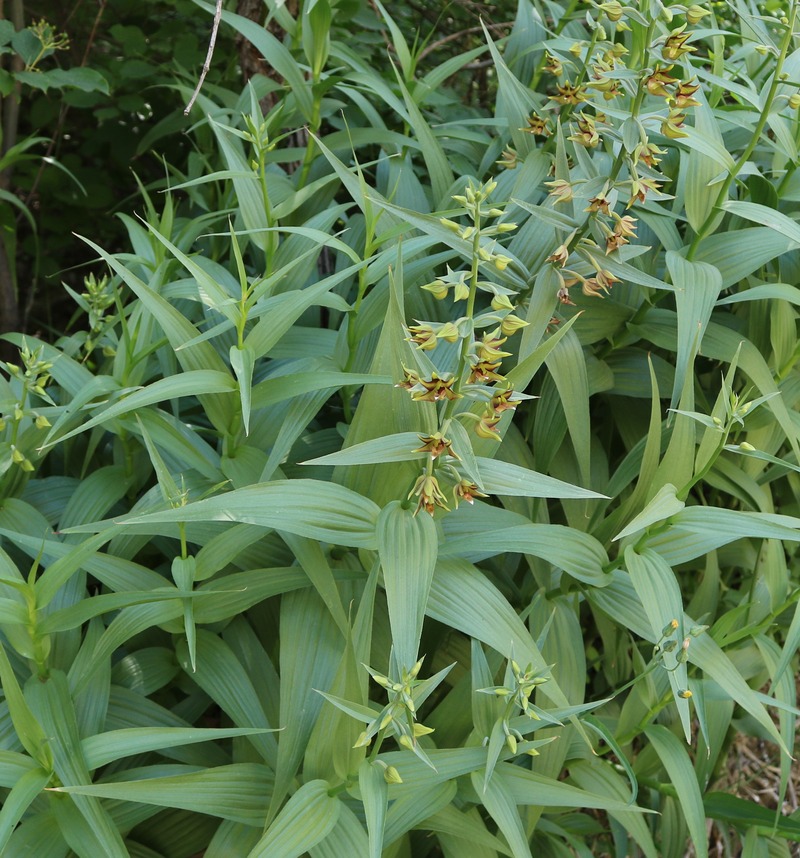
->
left=249, top=780, right=341, bottom=858
left=474, top=457, right=605, bottom=499
left=377, top=500, right=438, bottom=671
left=63, top=480, right=380, bottom=549
left=51, top=764, right=272, bottom=826
left=645, top=725, right=708, bottom=858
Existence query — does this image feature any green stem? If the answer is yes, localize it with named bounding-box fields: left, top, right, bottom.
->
left=687, top=3, right=798, bottom=260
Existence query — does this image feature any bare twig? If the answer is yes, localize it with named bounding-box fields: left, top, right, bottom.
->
left=184, top=0, right=223, bottom=115
left=417, top=22, right=511, bottom=63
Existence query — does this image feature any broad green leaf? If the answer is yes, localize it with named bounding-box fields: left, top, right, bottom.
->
left=472, top=769, right=531, bottom=858
left=249, top=780, right=340, bottom=858
left=53, top=764, right=272, bottom=825
left=82, top=726, right=275, bottom=769
left=704, top=792, right=800, bottom=841
left=301, top=432, right=425, bottom=466
left=474, top=457, right=605, bottom=500
left=721, top=199, right=800, bottom=246
left=64, top=480, right=380, bottom=549
left=0, top=767, right=51, bottom=854
left=441, top=514, right=610, bottom=587
left=271, top=589, right=342, bottom=819
left=177, top=631, right=278, bottom=767
left=625, top=547, right=691, bottom=741
left=667, top=251, right=722, bottom=409
left=358, top=759, right=388, bottom=858
left=27, top=671, right=127, bottom=856
left=645, top=725, right=708, bottom=858
left=230, top=345, right=255, bottom=435
left=614, top=484, right=685, bottom=541
left=0, top=645, right=51, bottom=768
left=377, top=500, right=438, bottom=670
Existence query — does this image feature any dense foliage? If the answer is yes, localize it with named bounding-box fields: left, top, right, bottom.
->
left=0, top=0, right=799, bottom=856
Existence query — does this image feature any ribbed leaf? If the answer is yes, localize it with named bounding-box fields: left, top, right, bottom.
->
left=249, top=780, right=341, bottom=858
left=53, top=764, right=272, bottom=825
left=645, top=725, right=708, bottom=858
left=64, top=480, right=380, bottom=548
left=377, top=500, right=438, bottom=669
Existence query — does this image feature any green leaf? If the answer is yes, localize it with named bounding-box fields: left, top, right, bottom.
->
left=358, top=759, right=388, bottom=858
left=301, top=432, right=425, bottom=466
left=721, top=199, right=800, bottom=246
left=0, top=645, right=51, bottom=768
left=666, top=251, right=722, bottom=409
left=230, top=345, right=255, bottom=436
left=0, top=767, right=51, bottom=854
left=704, top=792, right=800, bottom=840
left=377, top=500, right=438, bottom=670
left=472, top=769, right=531, bottom=858
left=81, top=726, right=275, bottom=770
left=474, top=457, right=605, bottom=500
left=614, top=484, right=685, bottom=541
left=625, top=547, right=691, bottom=741
left=53, top=764, right=272, bottom=826
left=249, top=780, right=341, bottom=858
left=645, top=725, right=708, bottom=858
left=64, top=480, right=380, bottom=549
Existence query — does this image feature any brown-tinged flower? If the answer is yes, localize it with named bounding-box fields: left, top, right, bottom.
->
left=662, top=25, right=696, bottom=61
left=475, top=410, right=503, bottom=441
left=411, top=372, right=462, bottom=402
left=672, top=79, right=700, bottom=109
left=595, top=269, right=621, bottom=291
left=552, top=81, right=588, bottom=105
left=556, top=284, right=575, bottom=306
left=406, top=323, right=437, bottom=350
left=500, top=314, right=529, bottom=336
left=569, top=112, right=600, bottom=148
left=633, top=141, right=666, bottom=167
left=414, top=432, right=458, bottom=460
left=544, top=179, right=574, bottom=205
left=409, top=473, right=449, bottom=515
left=547, top=244, right=570, bottom=266
left=453, top=479, right=489, bottom=507
left=645, top=66, right=678, bottom=97
left=521, top=113, right=551, bottom=137
left=625, top=176, right=662, bottom=207
left=490, top=388, right=522, bottom=414
left=544, top=52, right=563, bottom=76
left=395, top=365, right=421, bottom=390
left=586, top=193, right=612, bottom=215
left=581, top=277, right=606, bottom=298
left=468, top=359, right=506, bottom=384
left=476, top=329, right=511, bottom=361
left=661, top=108, right=688, bottom=139
left=614, top=214, right=638, bottom=237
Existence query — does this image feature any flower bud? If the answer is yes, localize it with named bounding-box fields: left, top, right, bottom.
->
left=686, top=5, right=710, bottom=25
left=383, top=765, right=403, bottom=784
left=678, top=689, right=693, bottom=699
left=506, top=733, right=517, bottom=754
left=34, top=414, right=50, bottom=429
left=494, top=255, right=512, bottom=271
left=601, top=1, right=623, bottom=22
left=790, top=93, right=800, bottom=110
left=739, top=442, right=756, bottom=451
left=398, top=734, right=415, bottom=751
left=491, top=293, right=516, bottom=311
left=500, top=314, right=529, bottom=336
left=413, top=723, right=435, bottom=737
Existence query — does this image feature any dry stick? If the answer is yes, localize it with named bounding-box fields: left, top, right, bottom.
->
left=184, top=0, right=224, bottom=115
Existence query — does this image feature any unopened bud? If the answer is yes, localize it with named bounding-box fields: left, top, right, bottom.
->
left=383, top=765, right=403, bottom=784
left=678, top=689, right=693, bottom=698
left=413, top=723, right=435, bottom=737
left=398, top=734, right=415, bottom=751
left=506, top=733, right=517, bottom=754
left=739, top=442, right=756, bottom=451
left=686, top=4, right=710, bottom=25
